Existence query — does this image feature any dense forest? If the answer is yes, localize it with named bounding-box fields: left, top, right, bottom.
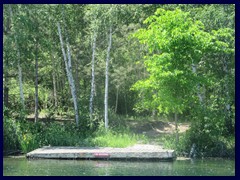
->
left=3, top=4, right=235, bottom=158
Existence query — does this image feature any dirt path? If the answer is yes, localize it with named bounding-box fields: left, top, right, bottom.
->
left=127, top=120, right=190, bottom=144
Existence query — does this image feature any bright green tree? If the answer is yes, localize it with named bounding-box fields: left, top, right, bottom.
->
left=131, top=8, right=234, bottom=143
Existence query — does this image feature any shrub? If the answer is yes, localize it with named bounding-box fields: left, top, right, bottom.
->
left=20, top=133, right=39, bottom=153
left=3, top=113, right=21, bottom=152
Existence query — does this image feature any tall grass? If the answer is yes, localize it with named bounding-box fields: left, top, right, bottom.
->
left=90, top=126, right=146, bottom=147
left=4, top=114, right=146, bottom=153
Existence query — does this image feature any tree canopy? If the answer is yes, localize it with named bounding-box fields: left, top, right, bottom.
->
left=131, top=8, right=234, bottom=115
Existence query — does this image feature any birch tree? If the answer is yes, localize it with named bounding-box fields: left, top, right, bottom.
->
left=57, top=22, right=79, bottom=126
left=51, top=52, right=58, bottom=109
left=86, top=6, right=99, bottom=120
left=104, top=26, right=112, bottom=129
left=89, top=30, right=97, bottom=120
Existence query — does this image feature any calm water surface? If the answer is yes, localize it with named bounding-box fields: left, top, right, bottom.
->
left=3, top=157, right=235, bottom=176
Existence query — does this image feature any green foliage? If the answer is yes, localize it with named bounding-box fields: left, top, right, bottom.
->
left=41, top=123, right=81, bottom=147
left=161, top=131, right=235, bottom=158
left=185, top=104, right=235, bottom=157
left=3, top=107, right=21, bottom=152
left=161, top=133, right=190, bottom=157
left=130, top=6, right=234, bottom=158
left=3, top=114, right=87, bottom=153
left=3, top=5, right=235, bottom=158
left=90, top=124, right=146, bottom=147
left=131, top=8, right=233, bottom=116
left=4, top=113, right=145, bottom=153
left=20, top=133, right=39, bottom=153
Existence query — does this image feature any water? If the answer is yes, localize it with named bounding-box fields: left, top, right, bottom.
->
left=3, top=157, right=235, bottom=176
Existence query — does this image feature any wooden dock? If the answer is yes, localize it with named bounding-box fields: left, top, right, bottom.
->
left=26, top=144, right=176, bottom=161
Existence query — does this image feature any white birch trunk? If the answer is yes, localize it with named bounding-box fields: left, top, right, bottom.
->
left=89, top=31, right=97, bottom=120
left=34, top=43, right=39, bottom=123
left=67, top=42, right=72, bottom=73
left=57, top=22, right=79, bottom=126
left=51, top=51, right=58, bottom=108
left=66, top=40, right=79, bottom=126
left=74, top=55, right=80, bottom=99
left=104, top=26, right=112, bottom=129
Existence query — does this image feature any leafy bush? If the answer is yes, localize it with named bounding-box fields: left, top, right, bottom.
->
left=161, top=133, right=190, bottom=157
left=20, top=133, right=39, bottom=153
left=161, top=127, right=235, bottom=158
left=3, top=107, right=21, bottom=152
left=42, top=122, right=84, bottom=146
left=186, top=124, right=235, bottom=158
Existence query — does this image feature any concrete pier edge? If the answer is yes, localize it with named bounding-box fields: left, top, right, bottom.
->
left=26, top=144, right=176, bottom=161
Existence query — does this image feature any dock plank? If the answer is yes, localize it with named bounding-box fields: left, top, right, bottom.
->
left=26, top=144, right=176, bottom=160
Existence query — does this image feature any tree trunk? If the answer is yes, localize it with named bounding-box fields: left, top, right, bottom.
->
left=66, top=40, right=79, bottom=125
left=60, top=6, right=79, bottom=119
left=34, top=43, right=39, bottom=123
left=115, top=86, right=119, bottom=114
left=51, top=51, right=57, bottom=109
left=56, top=71, right=59, bottom=103
left=57, top=22, right=79, bottom=126
left=52, top=72, right=57, bottom=108
left=175, top=113, right=179, bottom=145
left=90, top=31, right=97, bottom=120
left=74, top=55, right=80, bottom=100
left=124, top=93, right=128, bottom=115
left=104, top=26, right=112, bottom=129
left=4, top=59, right=9, bottom=108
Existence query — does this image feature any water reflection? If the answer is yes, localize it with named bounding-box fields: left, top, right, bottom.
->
left=3, top=157, right=235, bottom=176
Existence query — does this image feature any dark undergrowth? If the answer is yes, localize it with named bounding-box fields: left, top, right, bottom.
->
left=4, top=107, right=234, bottom=158
left=3, top=111, right=145, bottom=154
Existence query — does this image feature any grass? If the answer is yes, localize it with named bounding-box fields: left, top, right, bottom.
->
left=4, top=115, right=147, bottom=154
left=90, top=128, right=146, bottom=148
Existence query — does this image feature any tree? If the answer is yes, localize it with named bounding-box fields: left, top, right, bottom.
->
left=89, top=30, right=97, bottom=120
left=131, top=8, right=234, bottom=143
left=57, top=22, right=79, bottom=126
left=85, top=5, right=100, bottom=120
left=104, top=26, right=112, bottom=129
